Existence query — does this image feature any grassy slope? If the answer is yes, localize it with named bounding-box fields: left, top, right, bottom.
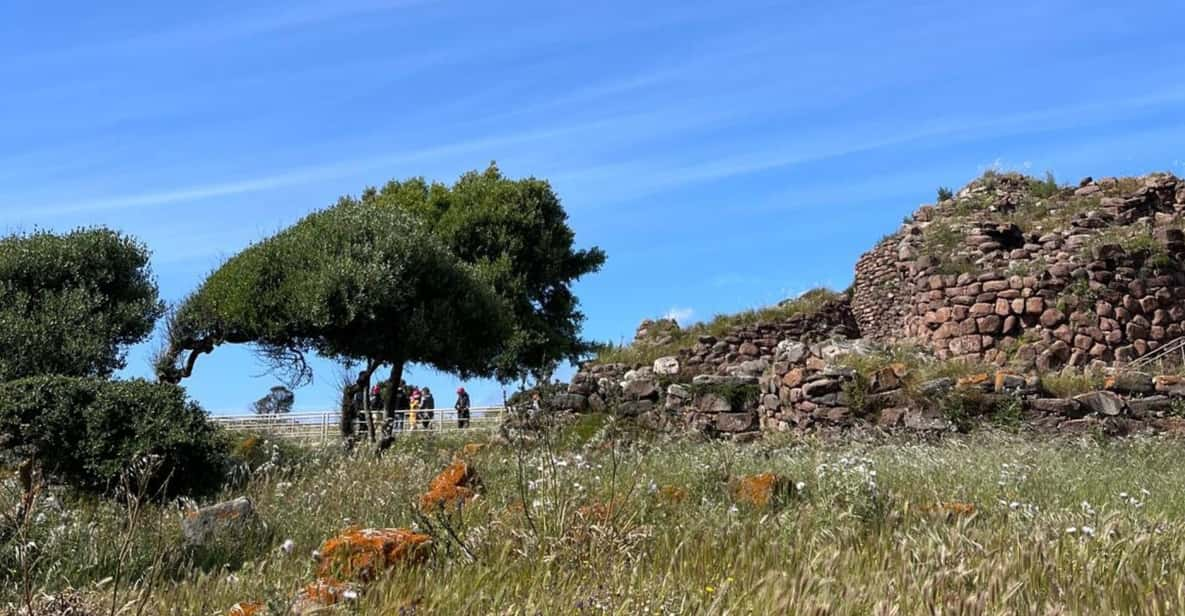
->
left=8, top=427, right=1185, bottom=614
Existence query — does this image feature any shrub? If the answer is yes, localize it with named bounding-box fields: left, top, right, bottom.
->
left=0, top=376, right=229, bottom=497
left=936, top=186, right=954, bottom=202
left=1040, top=371, right=1105, bottom=398
left=1028, top=171, right=1060, bottom=199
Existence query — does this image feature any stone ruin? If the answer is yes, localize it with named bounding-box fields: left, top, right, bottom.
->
left=559, top=172, right=1185, bottom=439
left=852, top=172, right=1185, bottom=371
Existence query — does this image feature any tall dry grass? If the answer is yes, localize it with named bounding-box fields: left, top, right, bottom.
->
left=6, top=425, right=1185, bottom=614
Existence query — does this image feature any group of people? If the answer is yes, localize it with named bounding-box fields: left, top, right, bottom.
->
left=346, top=377, right=473, bottom=433
left=375, top=382, right=436, bottom=431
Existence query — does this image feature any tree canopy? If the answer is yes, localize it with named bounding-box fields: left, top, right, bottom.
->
left=252, top=385, right=295, bottom=415
left=0, top=228, right=164, bottom=382
left=157, top=197, right=510, bottom=388
left=359, top=164, right=606, bottom=381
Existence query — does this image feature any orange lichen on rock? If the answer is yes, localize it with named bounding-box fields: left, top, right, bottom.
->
left=732, top=473, right=790, bottom=509
left=658, top=485, right=688, bottom=504
left=229, top=602, right=265, bottom=616
left=290, top=579, right=356, bottom=612
left=419, top=459, right=479, bottom=512
left=957, top=373, right=991, bottom=388
left=921, top=501, right=976, bottom=516
left=461, top=442, right=485, bottom=457
left=576, top=501, right=615, bottom=522
left=316, top=528, right=432, bottom=584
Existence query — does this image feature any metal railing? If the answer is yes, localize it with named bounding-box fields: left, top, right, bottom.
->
left=1126, top=336, right=1185, bottom=371
left=211, top=406, right=507, bottom=445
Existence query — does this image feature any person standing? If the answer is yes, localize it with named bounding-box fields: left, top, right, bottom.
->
left=455, top=387, right=471, bottom=429
left=392, top=384, right=407, bottom=432
left=408, top=388, right=421, bottom=430
left=421, top=387, right=435, bottom=430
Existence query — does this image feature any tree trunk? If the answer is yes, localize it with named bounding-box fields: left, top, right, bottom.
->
left=363, top=359, right=379, bottom=442
left=377, top=359, right=405, bottom=453
left=339, top=380, right=358, bottom=451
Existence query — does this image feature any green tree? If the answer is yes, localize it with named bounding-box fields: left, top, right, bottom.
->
left=360, top=163, right=606, bottom=382
left=252, top=385, right=295, bottom=415
left=0, top=228, right=164, bottom=381
left=156, top=197, right=510, bottom=423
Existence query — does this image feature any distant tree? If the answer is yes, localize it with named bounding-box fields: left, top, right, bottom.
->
left=0, top=228, right=164, bottom=382
left=155, top=198, right=511, bottom=423
left=360, top=163, right=607, bottom=382
left=252, top=385, right=295, bottom=415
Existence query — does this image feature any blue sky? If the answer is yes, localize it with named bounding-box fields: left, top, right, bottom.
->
left=3, top=0, right=1185, bottom=413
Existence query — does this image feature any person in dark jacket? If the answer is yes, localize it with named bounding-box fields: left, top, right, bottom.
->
left=421, top=387, right=435, bottom=430
left=392, top=383, right=408, bottom=432
left=455, top=387, right=471, bottom=429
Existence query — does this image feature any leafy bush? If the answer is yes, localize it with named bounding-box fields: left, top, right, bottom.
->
left=936, top=186, right=954, bottom=202
left=0, top=376, right=229, bottom=497
left=0, top=228, right=164, bottom=381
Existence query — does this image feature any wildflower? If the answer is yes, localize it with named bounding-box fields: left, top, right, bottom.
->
left=728, top=505, right=739, bottom=515
left=795, top=481, right=806, bottom=492
left=1081, top=526, right=1096, bottom=537
left=705, top=586, right=715, bottom=594
left=1065, top=527, right=1077, bottom=535
left=1009, top=501, right=1020, bottom=510
left=281, top=539, right=296, bottom=555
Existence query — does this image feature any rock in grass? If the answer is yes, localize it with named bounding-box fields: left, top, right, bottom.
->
left=181, top=497, right=257, bottom=547
left=1074, top=391, right=1127, bottom=416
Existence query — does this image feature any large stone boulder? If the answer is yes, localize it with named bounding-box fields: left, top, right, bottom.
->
left=715, top=412, right=757, bottom=433
left=622, top=378, right=659, bottom=400
left=728, top=359, right=769, bottom=378
left=551, top=393, right=588, bottom=412
left=1074, top=391, right=1127, bottom=417
left=653, top=356, right=681, bottom=376
left=181, top=497, right=258, bottom=547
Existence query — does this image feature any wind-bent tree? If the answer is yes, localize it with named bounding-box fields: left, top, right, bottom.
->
left=359, top=163, right=607, bottom=382
left=156, top=198, right=510, bottom=427
left=0, top=228, right=164, bottom=382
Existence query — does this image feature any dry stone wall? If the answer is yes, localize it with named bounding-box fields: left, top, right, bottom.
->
left=557, top=172, right=1185, bottom=440
left=852, top=173, right=1185, bottom=372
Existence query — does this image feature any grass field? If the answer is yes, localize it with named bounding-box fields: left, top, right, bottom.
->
left=7, top=418, right=1185, bottom=614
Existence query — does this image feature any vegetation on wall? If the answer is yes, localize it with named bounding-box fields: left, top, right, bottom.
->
left=595, top=288, right=844, bottom=367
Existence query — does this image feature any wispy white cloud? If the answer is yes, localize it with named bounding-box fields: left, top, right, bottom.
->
left=560, top=85, right=1185, bottom=204
left=663, top=306, right=695, bottom=325
left=6, top=116, right=633, bottom=217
